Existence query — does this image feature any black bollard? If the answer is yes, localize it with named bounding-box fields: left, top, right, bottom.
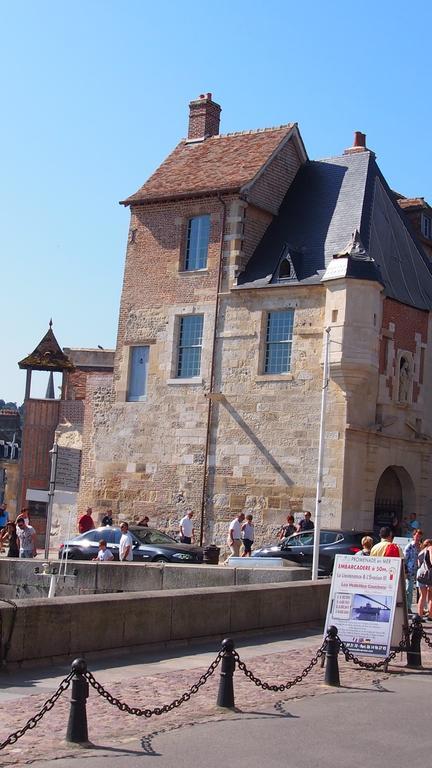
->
left=217, top=638, right=236, bottom=709
left=66, top=658, right=90, bottom=744
left=406, top=615, right=423, bottom=669
left=324, top=625, right=340, bottom=687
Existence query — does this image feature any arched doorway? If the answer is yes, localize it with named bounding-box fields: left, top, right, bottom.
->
left=374, top=466, right=415, bottom=535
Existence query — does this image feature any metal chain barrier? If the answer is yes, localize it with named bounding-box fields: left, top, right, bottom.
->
left=338, top=634, right=408, bottom=671
left=0, top=672, right=73, bottom=751
left=84, top=651, right=223, bottom=717
left=1, top=621, right=430, bottom=752
left=233, top=642, right=326, bottom=692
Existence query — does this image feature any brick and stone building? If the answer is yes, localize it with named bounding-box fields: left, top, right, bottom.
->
left=78, top=95, right=432, bottom=546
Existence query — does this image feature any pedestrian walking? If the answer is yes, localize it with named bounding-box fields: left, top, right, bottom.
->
left=138, top=516, right=149, bottom=527
left=358, top=535, right=374, bottom=556
left=241, top=514, right=254, bottom=557
left=297, top=511, right=314, bottom=532
left=179, top=511, right=195, bottom=544
left=93, top=539, right=114, bottom=561
left=225, top=512, right=245, bottom=561
left=0, top=521, right=19, bottom=557
left=16, top=516, right=37, bottom=558
left=278, top=514, right=296, bottom=540
left=416, top=539, right=432, bottom=621
left=78, top=507, right=95, bottom=534
left=404, top=528, right=422, bottom=614
left=119, top=522, right=134, bottom=562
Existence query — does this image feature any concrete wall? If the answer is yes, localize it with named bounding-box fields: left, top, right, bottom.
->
left=0, top=559, right=309, bottom=600
left=0, top=580, right=330, bottom=664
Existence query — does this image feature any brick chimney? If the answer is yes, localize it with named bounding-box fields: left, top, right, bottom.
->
left=188, top=93, right=221, bottom=140
left=344, top=131, right=368, bottom=155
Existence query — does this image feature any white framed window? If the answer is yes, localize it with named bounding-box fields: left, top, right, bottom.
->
left=127, top=346, right=149, bottom=401
left=264, top=310, right=294, bottom=374
left=184, top=216, right=210, bottom=270
left=421, top=214, right=432, bottom=240
left=177, top=315, right=203, bottom=377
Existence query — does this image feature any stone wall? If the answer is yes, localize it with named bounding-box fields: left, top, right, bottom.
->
left=0, top=559, right=310, bottom=600
left=0, top=580, right=330, bottom=664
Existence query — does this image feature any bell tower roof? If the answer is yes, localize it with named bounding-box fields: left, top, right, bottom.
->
left=18, top=321, right=74, bottom=372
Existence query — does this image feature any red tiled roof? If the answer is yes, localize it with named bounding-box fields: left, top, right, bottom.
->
left=121, top=125, right=295, bottom=205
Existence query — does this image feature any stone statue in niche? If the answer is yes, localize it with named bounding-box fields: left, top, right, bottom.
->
left=398, top=356, right=411, bottom=403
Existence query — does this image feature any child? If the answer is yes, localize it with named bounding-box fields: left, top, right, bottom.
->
left=93, top=539, right=114, bottom=561
left=241, top=514, right=255, bottom=557
left=358, top=535, right=373, bottom=556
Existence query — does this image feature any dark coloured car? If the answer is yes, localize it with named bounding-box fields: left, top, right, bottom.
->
left=252, top=529, right=378, bottom=576
left=58, top=526, right=203, bottom=564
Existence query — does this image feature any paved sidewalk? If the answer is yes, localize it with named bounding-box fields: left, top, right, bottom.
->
left=32, top=675, right=432, bottom=768
left=1, top=624, right=431, bottom=766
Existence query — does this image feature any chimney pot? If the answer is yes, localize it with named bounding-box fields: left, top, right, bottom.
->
left=344, top=130, right=368, bottom=155
left=188, top=93, right=221, bottom=140
left=354, top=131, right=366, bottom=148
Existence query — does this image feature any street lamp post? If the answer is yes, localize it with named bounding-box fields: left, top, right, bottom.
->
left=311, top=327, right=331, bottom=581
left=44, top=436, right=59, bottom=560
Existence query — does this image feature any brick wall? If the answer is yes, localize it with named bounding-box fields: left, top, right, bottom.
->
left=64, top=369, right=87, bottom=400
left=115, top=196, right=226, bottom=358
left=247, top=138, right=302, bottom=215
left=379, top=297, right=428, bottom=404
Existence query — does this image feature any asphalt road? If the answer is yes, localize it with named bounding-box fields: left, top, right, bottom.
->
left=34, top=672, right=431, bottom=768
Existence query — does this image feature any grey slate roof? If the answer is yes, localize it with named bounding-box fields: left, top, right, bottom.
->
left=237, top=151, right=432, bottom=311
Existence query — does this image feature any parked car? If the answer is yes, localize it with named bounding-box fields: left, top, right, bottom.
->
left=252, top=529, right=378, bottom=576
left=58, top=526, right=203, bottom=564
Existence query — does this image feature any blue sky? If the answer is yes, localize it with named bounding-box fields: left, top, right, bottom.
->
left=1, top=0, right=431, bottom=402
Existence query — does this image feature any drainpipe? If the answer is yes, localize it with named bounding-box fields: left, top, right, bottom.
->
left=199, top=194, right=227, bottom=545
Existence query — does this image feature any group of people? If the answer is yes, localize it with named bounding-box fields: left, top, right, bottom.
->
left=278, top=511, right=314, bottom=540
left=357, top=525, right=432, bottom=619
left=92, top=521, right=135, bottom=562
left=78, top=507, right=151, bottom=534
left=225, top=509, right=314, bottom=561
left=225, top=512, right=255, bottom=559
left=0, top=503, right=37, bottom=558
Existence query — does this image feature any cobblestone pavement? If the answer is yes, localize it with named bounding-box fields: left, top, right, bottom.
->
left=1, top=626, right=431, bottom=766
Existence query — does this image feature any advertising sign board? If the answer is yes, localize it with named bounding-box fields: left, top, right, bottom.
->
left=324, top=555, right=405, bottom=656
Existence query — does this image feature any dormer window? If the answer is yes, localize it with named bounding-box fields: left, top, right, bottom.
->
left=184, top=215, right=210, bottom=270
left=276, top=246, right=297, bottom=282
left=421, top=214, right=432, bottom=240
left=278, top=257, right=291, bottom=279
